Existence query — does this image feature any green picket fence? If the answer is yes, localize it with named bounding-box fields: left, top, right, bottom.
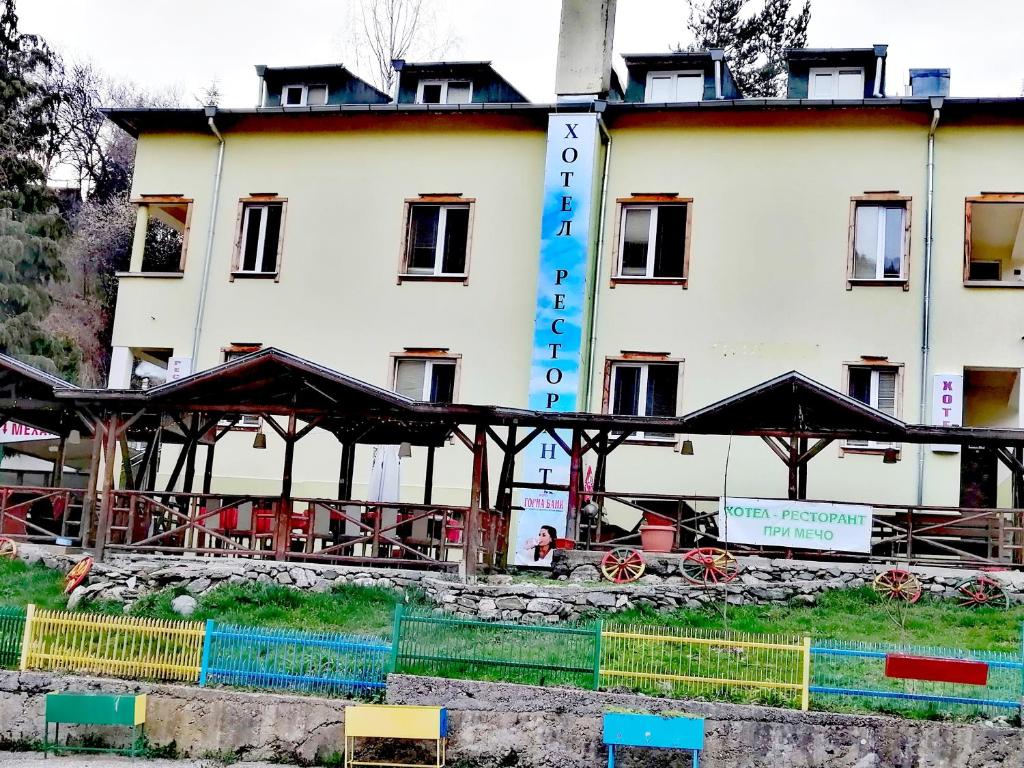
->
left=391, top=603, right=600, bottom=688
left=0, top=606, right=26, bottom=668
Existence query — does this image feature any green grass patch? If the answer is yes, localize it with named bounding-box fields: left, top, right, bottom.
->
left=0, top=558, right=68, bottom=611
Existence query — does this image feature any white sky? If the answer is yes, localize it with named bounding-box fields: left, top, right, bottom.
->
left=18, top=0, right=1024, bottom=106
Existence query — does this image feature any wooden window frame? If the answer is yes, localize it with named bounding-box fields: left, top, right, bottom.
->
left=644, top=70, right=704, bottom=102
left=231, top=195, right=288, bottom=282
left=398, top=196, right=475, bottom=284
left=846, top=195, right=912, bottom=290
left=611, top=196, right=692, bottom=288
left=389, top=350, right=462, bottom=403
left=963, top=194, right=1024, bottom=288
left=120, top=195, right=193, bottom=278
left=415, top=79, right=473, bottom=105
left=601, top=354, right=684, bottom=446
left=840, top=359, right=904, bottom=458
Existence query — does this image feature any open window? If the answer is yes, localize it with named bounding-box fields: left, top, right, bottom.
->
left=392, top=353, right=459, bottom=404
left=233, top=197, right=287, bottom=279
left=130, top=348, right=173, bottom=390
left=645, top=71, right=703, bottom=102
left=844, top=361, right=902, bottom=452
left=416, top=80, right=472, bottom=104
left=401, top=197, right=473, bottom=281
left=964, top=195, right=1024, bottom=286
left=282, top=84, right=328, bottom=107
left=604, top=358, right=681, bottom=442
left=614, top=198, right=691, bottom=285
left=126, top=196, right=192, bottom=275
left=808, top=67, right=864, bottom=99
left=848, top=196, right=910, bottom=287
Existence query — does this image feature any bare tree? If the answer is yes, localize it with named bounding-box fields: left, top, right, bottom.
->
left=342, top=0, right=455, bottom=93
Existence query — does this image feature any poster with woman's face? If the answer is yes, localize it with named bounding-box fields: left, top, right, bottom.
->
left=512, top=507, right=564, bottom=567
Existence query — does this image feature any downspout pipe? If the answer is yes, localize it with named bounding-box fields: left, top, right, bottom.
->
left=191, top=106, right=225, bottom=366
left=583, top=106, right=612, bottom=411
left=916, top=97, right=942, bottom=506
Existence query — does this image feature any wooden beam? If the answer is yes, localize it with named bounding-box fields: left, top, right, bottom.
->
left=275, top=413, right=297, bottom=561
left=94, top=413, right=119, bottom=561
left=798, top=437, right=833, bottom=466
left=202, top=442, right=216, bottom=494
left=760, top=435, right=791, bottom=464
left=788, top=436, right=799, bottom=501
left=465, top=423, right=486, bottom=579
left=80, top=417, right=103, bottom=548
left=423, top=445, right=436, bottom=505
left=566, top=429, right=583, bottom=541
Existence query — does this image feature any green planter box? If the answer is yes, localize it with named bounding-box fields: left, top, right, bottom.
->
left=44, top=693, right=147, bottom=756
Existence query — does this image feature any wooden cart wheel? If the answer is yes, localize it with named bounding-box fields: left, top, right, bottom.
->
left=955, top=575, right=1009, bottom=609
left=0, top=537, right=16, bottom=560
left=681, top=547, right=739, bottom=586
left=600, top=547, right=646, bottom=583
left=872, top=569, right=922, bottom=603
left=64, top=556, right=93, bottom=595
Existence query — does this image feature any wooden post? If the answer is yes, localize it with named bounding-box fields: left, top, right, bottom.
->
left=275, top=414, right=297, bottom=561
left=337, top=441, right=352, bottom=500
left=566, top=429, right=583, bottom=541
left=797, top=437, right=808, bottom=500
left=94, top=413, right=120, bottom=561
left=181, top=414, right=200, bottom=494
left=202, top=442, right=216, bottom=495
left=465, top=423, right=486, bottom=579
left=788, top=436, right=799, bottom=501
left=80, top=418, right=103, bottom=549
left=52, top=434, right=67, bottom=487
left=145, top=428, right=162, bottom=492
left=423, top=445, right=435, bottom=504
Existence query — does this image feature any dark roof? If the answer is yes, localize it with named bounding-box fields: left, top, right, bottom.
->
left=679, top=370, right=907, bottom=441
left=391, top=59, right=530, bottom=103
left=621, top=51, right=724, bottom=64
left=0, top=353, right=77, bottom=435
left=785, top=45, right=887, bottom=61
left=256, top=63, right=392, bottom=103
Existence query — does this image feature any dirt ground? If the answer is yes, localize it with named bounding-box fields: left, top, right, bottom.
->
left=0, top=755, right=293, bottom=767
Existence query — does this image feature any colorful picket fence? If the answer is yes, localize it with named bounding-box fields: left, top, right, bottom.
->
left=810, top=638, right=1024, bottom=717
left=0, top=606, right=25, bottom=668
left=199, top=621, right=390, bottom=696
left=391, top=603, right=600, bottom=688
left=600, top=625, right=811, bottom=710
left=19, top=605, right=205, bottom=682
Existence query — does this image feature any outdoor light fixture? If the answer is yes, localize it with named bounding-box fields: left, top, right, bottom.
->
left=67, top=429, right=81, bottom=445
left=882, top=447, right=899, bottom=464
left=252, top=428, right=267, bottom=450
left=680, top=439, right=694, bottom=455
left=398, top=442, right=413, bottom=458
left=581, top=500, right=600, bottom=520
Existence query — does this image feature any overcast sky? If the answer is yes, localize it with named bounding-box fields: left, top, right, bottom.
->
left=18, top=0, right=1024, bottom=106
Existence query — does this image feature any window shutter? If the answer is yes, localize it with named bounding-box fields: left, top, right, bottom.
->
left=876, top=370, right=897, bottom=416
left=395, top=360, right=427, bottom=400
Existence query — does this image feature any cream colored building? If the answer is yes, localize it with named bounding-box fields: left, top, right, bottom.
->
left=104, top=40, right=1024, bottom=525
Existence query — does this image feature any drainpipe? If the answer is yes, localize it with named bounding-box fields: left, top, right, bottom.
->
left=711, top=49, right=725, bottom=100
left=916, top=97, right=942, bottom=505
left=190, top=106, right=225, bottom=367
left=583, top=106, right=612, bottom=411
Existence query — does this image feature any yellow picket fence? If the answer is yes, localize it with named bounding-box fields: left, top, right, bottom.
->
left=19, top=604, right=205, bottom=683
left=599, top=624, right=811, bottom=710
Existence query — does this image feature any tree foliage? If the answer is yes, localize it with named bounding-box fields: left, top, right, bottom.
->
left=0, top=0, right=76, bottom=378
left=682, top=0, right=811, bottom=97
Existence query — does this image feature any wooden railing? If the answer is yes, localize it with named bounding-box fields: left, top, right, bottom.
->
left=0, top=486, right=90, bottom=547
left=102, top=491, right=505, bottom=572
left=587, top=491, right=1024, bottom=569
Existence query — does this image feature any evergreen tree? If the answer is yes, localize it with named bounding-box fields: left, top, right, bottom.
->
left=682, top=0, right=811, bottom=97
left=0, top=0, right=77, bottom=378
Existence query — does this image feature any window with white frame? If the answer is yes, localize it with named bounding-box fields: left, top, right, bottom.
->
left=394, top=357, right=457, bottom=403
left=416, top=80, right=472, bottom=104
left=851, top=200, right=908, bottom=282
left=846, top=365, right=899, bottom=448
left=608, top=361, right=680, bottom=441
left=618, top=204, right=688, bottom=279
left=223, top=345, right=263, bottom=428
left=645, top=71, right=703, bottom=102
left=808, top=67, right=864, bottom=99
left=236, top=200, right=284, bottom=276
left=282, top=84, right=328, bottom=107
left=404, top=203, right=471, bottom=277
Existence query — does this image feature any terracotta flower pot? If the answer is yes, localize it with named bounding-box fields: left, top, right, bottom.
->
left=639, top=524, right=676, bottom=553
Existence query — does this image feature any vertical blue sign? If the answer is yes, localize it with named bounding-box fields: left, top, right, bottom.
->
left=513, top=114, right=600, bottom=566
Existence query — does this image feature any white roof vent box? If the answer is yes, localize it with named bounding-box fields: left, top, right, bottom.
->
left=909, top=69, right=950, bottom=97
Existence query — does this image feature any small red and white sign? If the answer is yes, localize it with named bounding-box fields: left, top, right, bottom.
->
left=0, top=421, right=58, bottom=444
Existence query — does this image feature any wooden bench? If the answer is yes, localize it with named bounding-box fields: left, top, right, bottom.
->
left=603, top=712, right=704, bottom=768
left=344, top=704, right=447, bottom=768
left=44, top=692, right=147, bottom=757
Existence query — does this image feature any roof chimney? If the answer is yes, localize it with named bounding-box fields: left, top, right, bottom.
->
left=554, top=0, right=618, bottom=100
left=909, top=68, right=950, bottom=97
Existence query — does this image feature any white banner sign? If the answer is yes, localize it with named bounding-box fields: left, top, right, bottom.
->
left=718, top=497, right=873, bottom=553
left=0, top=421, right=58, bottom=444
left=931, top=373, right=963, bottom=453
left=168, top=356, right=193, bottom=381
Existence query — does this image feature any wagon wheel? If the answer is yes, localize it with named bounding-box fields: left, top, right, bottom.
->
left=0, top=537, right=16, bottom=560
left=600, top=547, right=646, bottom=583
left=872, top=569, right=922, bottom=603
left=681, top=547, right=739, bottom=586
left=956, top=575, right=1009, bottom=609
left=63, top=556, right=93, bottom=595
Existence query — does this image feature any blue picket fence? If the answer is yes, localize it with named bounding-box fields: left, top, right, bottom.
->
left=810, top=638, right=1024, bottom=716
left=199, top=621, right=390, bottom=696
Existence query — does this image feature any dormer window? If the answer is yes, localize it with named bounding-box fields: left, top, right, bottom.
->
left=416, top=80, right=472, bottom=105
left=282, top=84, right=328, bottom=107
left=808, top=68, right=864, bottom=99
left=645, top=71, right=703, bottom=102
